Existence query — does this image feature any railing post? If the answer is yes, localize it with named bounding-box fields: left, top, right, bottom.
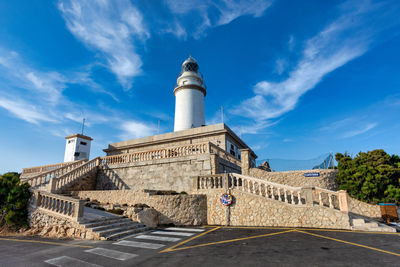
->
left=210, top=153, right=219, bottom=175
left=73, top=200, right=85, bottom=220
left=240, top=148, right=250, bottom=175
left=47, top=177, right=57, bottom=193
left=32, top=190, right=42, bottom=207
left=193, top=176, right=200, bottom=190
left=301, top=187, right=314, bottom=205
left=338, top=190, right=349, bottom=213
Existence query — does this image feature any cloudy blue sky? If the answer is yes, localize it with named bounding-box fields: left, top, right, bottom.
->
left=1, top=0, right=400, bottom=173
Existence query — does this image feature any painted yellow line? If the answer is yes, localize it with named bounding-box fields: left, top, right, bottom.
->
left=164, top=229, right=296, bottom=253
left=0, top=237, right=93, bottom=248
left=296, top=228, right=400, bottom=235
left=202, top=225, right=400, bottom=235
left=160, top=226, right=222, bottom=253
left=295, top=230, right=400, bottom=257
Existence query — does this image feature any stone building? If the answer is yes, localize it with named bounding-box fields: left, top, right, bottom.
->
left=21, top=56, right=396, bottom=241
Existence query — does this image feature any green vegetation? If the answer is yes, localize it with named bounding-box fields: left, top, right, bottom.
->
left=335, top=150, right=400, bottom=205
left=0, top=172, right=31, bottom=229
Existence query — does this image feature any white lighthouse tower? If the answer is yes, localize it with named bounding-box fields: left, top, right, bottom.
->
left=174, top=56, right=206, bottom=132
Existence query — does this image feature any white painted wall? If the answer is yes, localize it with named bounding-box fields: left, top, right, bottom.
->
left=174, top=89, right=205, bottom=131
left=64, top=136, right=91, bottom=162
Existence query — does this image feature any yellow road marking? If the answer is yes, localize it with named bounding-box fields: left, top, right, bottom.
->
left=201, top=225, right=293, bottom=230
left=162, top=229, right=296, bottom=253
left=202, top=225, right=400, bottom=235
left=296, top=228, right=400, bottom=235
left=0, top=237, right=93, bottom=248
left=160, top=226, right=222, bottom=253
left=295, top=230, right=400, bottom=257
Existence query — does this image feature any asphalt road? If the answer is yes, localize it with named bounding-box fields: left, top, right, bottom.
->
left=0, top=226, right=399, bottom=266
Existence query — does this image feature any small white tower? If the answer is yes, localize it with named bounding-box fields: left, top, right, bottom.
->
left=64, top=134, right=93, bottom=162
left=174, top=56, right=206, bottom=132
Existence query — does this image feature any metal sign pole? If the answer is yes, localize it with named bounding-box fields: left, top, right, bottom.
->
left=224, top=171, right=229, bottom=226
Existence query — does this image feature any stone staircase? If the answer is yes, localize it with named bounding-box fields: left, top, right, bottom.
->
left=350, top=217, right=396, bottom=232
left=81, top=216, right=149, bottom=240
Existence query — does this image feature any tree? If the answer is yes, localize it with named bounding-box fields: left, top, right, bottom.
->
left=335, top=150, right=400, bottom=204
left=0, top=172, right=31, bottom=229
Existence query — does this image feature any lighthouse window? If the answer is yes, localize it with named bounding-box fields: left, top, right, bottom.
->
left=74, top=152, right=80, bottom=157
left=80, top=141, right=87, bottom=145
left=68, top=140, right=74, bottom=144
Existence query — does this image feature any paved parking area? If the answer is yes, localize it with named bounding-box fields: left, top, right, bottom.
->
left=0, top=226, right=399, bottom=266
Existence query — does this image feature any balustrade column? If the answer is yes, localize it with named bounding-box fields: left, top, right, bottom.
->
left=319, top=192, right=323, bottom=206
left=328, top=194, right=333, bottom=208
left=290, top=190, right=294, bottom=204
left=297, top=191, right=302, bottom=205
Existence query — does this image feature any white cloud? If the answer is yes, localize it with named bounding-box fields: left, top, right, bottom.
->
left=164, top=0, right=272, bottom=38
left=341, top=122, right=378, bottom=138
left=119, top=120, right=157, bottom=140
left=232, top=0, right=400, bottom=129
left=0, top=98, right=56, bottom=124
left=58, top=0, right=149, bottom=90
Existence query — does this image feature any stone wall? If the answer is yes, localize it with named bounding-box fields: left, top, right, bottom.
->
left=249, top=168, right=338, bottom=190
left=73, top=190, right=207, bottom=225
left=199, top=189, right=351, bottom=229
left=28, top=208, right=90, bottom=239
left=348, top=196, right=381, bottom=219
left=97, top=154, right=213, bottom=192
left=59, top=169, right=98, bottom=193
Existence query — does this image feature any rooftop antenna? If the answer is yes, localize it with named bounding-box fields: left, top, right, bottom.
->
left=81, top=118, right=85, bottom=135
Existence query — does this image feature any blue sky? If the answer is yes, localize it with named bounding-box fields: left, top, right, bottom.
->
left=1, top=0, right=400, bottom=173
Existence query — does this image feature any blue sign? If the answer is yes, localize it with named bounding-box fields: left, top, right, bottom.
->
left=220, top=194, right=233, bottom=206
left=304, top=172, right=320, bottom=177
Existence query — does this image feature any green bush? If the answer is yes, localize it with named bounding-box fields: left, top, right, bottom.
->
left=0, top=172, right=31, bottom=229
left=335, top=150, right=400, bottom=204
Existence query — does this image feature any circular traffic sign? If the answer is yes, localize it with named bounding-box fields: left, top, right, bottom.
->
left=220, top=193, right=233, bottom=206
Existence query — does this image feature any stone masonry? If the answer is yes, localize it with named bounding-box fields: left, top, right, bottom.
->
left=201, top=188, right=351, bottom=229
left=248, top=168, right=338, bottom=190
left=73, top=190, right=207, bottom=226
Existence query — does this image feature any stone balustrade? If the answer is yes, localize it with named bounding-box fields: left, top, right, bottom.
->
left=209, top=143, right=241, bottom=166
left=31, top=190, right=84, bottom=221
left=195, top=173, right=304, bottom=205
left=48, top=158, right=100, bottom=193
left=101, top=142, right=211, bottom=165
left=195, top=173, right=350, bottom=212
left=22, top=161, right=83, bottom=175
left=23, top=160, right=87, bottom=187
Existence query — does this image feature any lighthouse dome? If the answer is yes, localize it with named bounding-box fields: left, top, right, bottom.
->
left=182, top=56, right=199, bottom=72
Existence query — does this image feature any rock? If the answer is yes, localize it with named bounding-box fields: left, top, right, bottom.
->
left=137, top=208, right=159, bottom=227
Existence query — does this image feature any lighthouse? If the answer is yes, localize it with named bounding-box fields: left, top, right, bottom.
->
left=174, top=56, right=206, bottom=132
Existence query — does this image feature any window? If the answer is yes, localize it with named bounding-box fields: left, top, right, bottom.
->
left=68, top=140, right=74, bottom=144
left=74, top=152, right=80, bottom=157
left=80, top=141, right=87, bottom=145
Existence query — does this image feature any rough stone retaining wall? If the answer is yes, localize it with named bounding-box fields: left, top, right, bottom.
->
left=348, top=196, right=381, bottom=219
left=249, top=168, right=338, bottom=190
left=73, top=190, right=207, bottom=225
left=199, top=189, right=351, bottom=229
left=97, top=154, right=213, bottom=192
left=28, top=208, right=91, bottom=239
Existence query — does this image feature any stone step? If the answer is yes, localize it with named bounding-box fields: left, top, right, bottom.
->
left=95, top=223, right=144, bottom=237
left=81, top=216, right=125, bottom=227
left=104, top=226, right=150, bottom=241
left=89, top=220, right=139, bottom=232
left=351, top=218, right=366, bottom=226
left=82, top=217, right=131, bottom=228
